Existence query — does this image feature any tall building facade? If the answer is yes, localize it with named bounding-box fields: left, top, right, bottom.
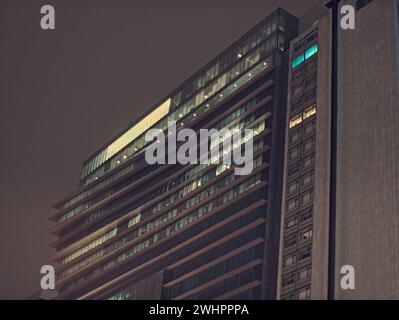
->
left=334, top=0, right=399, bottom=300
left=50, top=0, right=399, bottom=300
left=277, top=0, right=399, bottom=300
left=50, top=8, right=299, bottom=300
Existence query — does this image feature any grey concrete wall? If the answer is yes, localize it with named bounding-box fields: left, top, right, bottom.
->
left=336, top=0, right=399, bottom=299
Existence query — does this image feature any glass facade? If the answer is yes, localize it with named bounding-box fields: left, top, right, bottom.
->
left=50, top=8, right=299, bottom=300
left=57, top=87, right=272, bottom=224
left=74, top=9, right=291, bottom=187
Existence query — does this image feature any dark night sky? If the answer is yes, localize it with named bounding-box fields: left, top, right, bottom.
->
left=0, top=0, right=320, bottom=299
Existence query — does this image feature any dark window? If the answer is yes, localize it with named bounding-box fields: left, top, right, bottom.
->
left=289, top=130, right=301, bottom=145
left=292, top=82, right=303, bottom=97
left=282, top=293, right=295, bottom=300
left=293, top=41, right=304, bottom=53
left=290, top=102, right=302, bottom=116
left=287, top=180, right=300, bottom=195
left=288, top=146, right=301, bottom=162
left=300, top=208, right=313, bottom=223
left=298, top=246, right=312, bottom=262
left=306, top=32, right=317, bottom=44
left=288, top=162, right=300, bottom=179
left=298, top=286, right=311, bottom=300
left=298, top=266, right=311, bottom=281
left=301, top=172, right=314, bottom=189
left=303, top=120, right=316, bottom=137
left=302, top=154, right=315, bottom=171
left=301, top=190, right=313, bottom=206
left=282, top=273, right=295, bottom=287
left=284, top=234, right=297, bottom=249
left=283, top=254, right=296, bottom=267
left=287, top=197, right=299, bottom=212
left=303, top=137, right=316, bottom=154
left=285, top=216, right=298, bottom=229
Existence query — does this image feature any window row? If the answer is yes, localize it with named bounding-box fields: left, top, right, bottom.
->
left=81, top=120, right=266, bottom=226
left=281, top=266, right=311, bottom=289
left=66, top=173, right=263, bottom=288
left=291, top=44, right=318, bottom=69
left=284, top=208, right=313, bottom=229
left=61, top=153, right=264, bottom=274
left=81, top=42, right=274, bottom=181
left=185, top=265, right=263, bottom=300
left=282, top=246, right=312, bottom=269
left=163, top=244, right=263, bottom=299
left=288, top=105, right=317, bottom=129
left=58, top=91, right=268, bottom=222
left=287, top=153, right=315, bottom=182
left=283, top=227, right=313, bottom=250
left=282, top=286, right=311, bottom=300
left=289, top=119, right=316, bottom=147
left=105, top=190, right=266, bottom=299
left=286, top=189, right=314, bottom=213
left=287, top=137, right=316, bottom=163
left=59, top=136, right=266, bottom=266
left=286, top=171, right=314, bottom=198
left=164, top=222, right=265, bottom=283
left=293, top=31, right=318, bottom=54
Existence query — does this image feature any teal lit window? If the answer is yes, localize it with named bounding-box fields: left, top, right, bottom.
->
left=305, top=44, right=318, bottom=60
left=292, top=54, right=304, bottom=69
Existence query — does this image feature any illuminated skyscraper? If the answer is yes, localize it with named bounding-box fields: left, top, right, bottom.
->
left=50, top=0, right=399, bottom=300
left=50, top=8, right=299, bottom=300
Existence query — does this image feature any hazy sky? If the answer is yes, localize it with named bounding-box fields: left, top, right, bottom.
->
left=0, top=0, right=320, bottom=299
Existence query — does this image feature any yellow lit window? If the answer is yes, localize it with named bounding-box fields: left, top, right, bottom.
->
left=303, top=105, right=317, bottom=120
left=289, top=114, right=303, bottom=128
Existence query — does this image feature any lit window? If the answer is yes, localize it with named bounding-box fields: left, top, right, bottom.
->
left=305, top=44, right=318, bottom=60
left=289, top=114, right=303, bottom=128
left=303, top=105, right=317, bottom=120
left=292, top=54, right=304, bottom=69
